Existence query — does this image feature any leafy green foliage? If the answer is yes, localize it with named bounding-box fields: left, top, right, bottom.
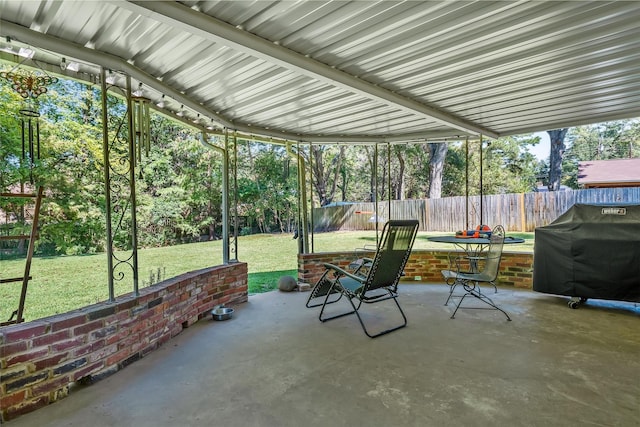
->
left=562, top=120, right=640, bottom=187
left=236, top=142, right=298, bottom=232
left=1, top=68, right=635, bottom=262
left=441, top=135, right=541, bottom=196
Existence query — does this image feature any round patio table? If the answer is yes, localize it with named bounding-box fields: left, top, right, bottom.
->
left=427, top=235, right=525, bottom=271
left=427, top=235, right=524, bottom=246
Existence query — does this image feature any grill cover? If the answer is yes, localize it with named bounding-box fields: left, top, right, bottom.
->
left=533, top=203, right=640, bottom=302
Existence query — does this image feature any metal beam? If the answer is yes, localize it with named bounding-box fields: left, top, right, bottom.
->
left=0, top=19, right=485, bottom=143
left=0, top=20, right=235, bottom=127
left=0, top=24, right=476, bottom=143
left=122, top=0, right=498, bottom=138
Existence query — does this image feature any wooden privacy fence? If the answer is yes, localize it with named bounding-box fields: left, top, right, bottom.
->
left=312, top=187, right=640, bottom=232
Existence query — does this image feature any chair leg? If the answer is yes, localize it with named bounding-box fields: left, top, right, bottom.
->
left=306, top=272, right=343, bottom=308
left=320, top=288, right=407, bottom=338
left=353, top=295, right=407, bottom=338
left=450, top=281, right=511, bottom=321
left=444, top=279, right=459, bottom=306
left=307, top=291, right=342, bottom=308
left=318, top=283, right=356, bottom=322
left=488, top=280, right=498, bottom=293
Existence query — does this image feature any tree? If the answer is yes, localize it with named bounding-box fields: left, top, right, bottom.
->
left=309, top=145, right=344, bottom=206
left=562, top=120, right=640, bottom=188
left=439, top=135, right=541, bottom=197
left=547, top=128, right=568, bottom=191
left=25, top=79, right=106, bottom=254
left=235, top=142, right=297, bottom=233
left=0, top=81, right=27, bottom=190
left=427, top=143, right=448, bottom=198
left=391, top=145, right=407, bottom=200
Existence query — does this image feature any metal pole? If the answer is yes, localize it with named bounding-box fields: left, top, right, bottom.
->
left=101, top=68, right=115, bottom=302
left=200, top=131, right=229, bottom=264
left=16, top=186, right=43, bottom=323
left=374, top=143, right=379, bottom=245
left=232, top=130, right=239, bottom=260
left=479, top=135, right=483, bottom=226
left=126, top=75, right=140, bottom=296
left=223, top=129, right=234, bottom=262
left=221, top=132, right=229, bottom=264
left=387, top=142, right=392, bottom=220
left=289, top=142, right=309, bottom=254
left=136, top=99, right=142, bottom=162
left=299, top=143, right=309, bottom=254
left=306, top=142, right=314, bottom=253
left=465, top=137, right=469, bottom=230
left=294, top=143, right=301, bottom=254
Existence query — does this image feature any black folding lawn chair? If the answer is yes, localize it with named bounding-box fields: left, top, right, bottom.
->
left=307, top=220, right=419, bottom=338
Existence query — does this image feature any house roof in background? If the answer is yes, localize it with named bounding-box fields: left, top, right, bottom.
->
left=1, top=1, right=640, bottom=143
left=578, top=159, right=640, bottom=188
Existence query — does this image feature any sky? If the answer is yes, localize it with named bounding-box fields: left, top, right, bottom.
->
left=530, top=131, right=550, bottom=161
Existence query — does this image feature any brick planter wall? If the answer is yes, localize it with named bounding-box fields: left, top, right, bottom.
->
left=298, top=250, right=533, bottom=288
left=0, top=262, right=248, bottom=422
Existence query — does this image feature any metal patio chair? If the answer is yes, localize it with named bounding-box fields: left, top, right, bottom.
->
left=441, top=225, right=511, bottom=321
left=307, top=220, right=419, bottom=338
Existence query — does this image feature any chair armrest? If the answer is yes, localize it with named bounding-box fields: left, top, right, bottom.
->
left=323, top=263, right=367, bottom=283
left=347, top=257, right=374, bottom=276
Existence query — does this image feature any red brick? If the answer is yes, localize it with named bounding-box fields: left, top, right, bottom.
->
left=31, top=375, right=71, bottom=396
left=103, top=310, right=128, bottom=326
left=32, top=330, right=71, bottom=348
left=106, top=348, right=131, bottom=366
left=88, top=344, right=118, bottom=363
left=5, top=347, right=49, bottom=367
left=2, top=322, right=49, bottom=343
left=3, top=395, right=50, bottom=421
left=72, top=361, right=104, bottom=381
left=0, top=389, right=27, bottom=408
left=33, top=352, right=70, bottom=370
left=73, top=319, right=104, bottom=336
left=118, top=332, right=141, bottom=349
left=105, top=329, right=128, bottom=346
left=50, top=314, right=87, bottom=332
left=73, top=339, right=105, bottom=357
left=0, top=340, right=28, bottom=358
left=51, top=336, right=85, bottom=352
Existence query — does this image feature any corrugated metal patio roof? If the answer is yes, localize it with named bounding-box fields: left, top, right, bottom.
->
left=1, top=1, right=640, bottom=143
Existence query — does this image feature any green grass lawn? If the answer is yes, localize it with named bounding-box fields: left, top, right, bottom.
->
left=0, top=230, right=534, bottom=322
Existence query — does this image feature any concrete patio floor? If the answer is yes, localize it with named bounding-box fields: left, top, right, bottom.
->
left=6, top=284, right=640, bottom=427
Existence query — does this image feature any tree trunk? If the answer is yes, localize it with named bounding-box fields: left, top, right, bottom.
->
left=364, top=146, right=376, bottom=202
left=394, top=147, right=405, bottom=200
left=547, top=128, right=568, bottom=191
left=340, top=169, right=349, bottom=202
left=310, top=145, right=345, bottom=206
left=328, top=146, right=344, bottom=204
left=427, top=143, right=448, bottom=199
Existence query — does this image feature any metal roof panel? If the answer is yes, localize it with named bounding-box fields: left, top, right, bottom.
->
left=1, top=1, right=639, bottom=142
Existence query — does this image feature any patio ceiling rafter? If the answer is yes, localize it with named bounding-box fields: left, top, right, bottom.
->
left=120, top=0, right=497, bottom=139
left=0, top=19, right=466, bottom=145
left=2, top=1, right=639, bottom=144
left=0, top=20, right=266, bottom=138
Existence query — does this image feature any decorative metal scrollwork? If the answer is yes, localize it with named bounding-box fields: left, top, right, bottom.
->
left=1, top=60, right=58, bottom=184
left=101, top=71, right=140, bottom=299
left=226, top=130, right=239, bottom=260
left=0, top=68, right=58, bottom=99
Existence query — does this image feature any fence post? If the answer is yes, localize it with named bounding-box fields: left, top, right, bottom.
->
left=519, top=192, right=526, bottom=232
